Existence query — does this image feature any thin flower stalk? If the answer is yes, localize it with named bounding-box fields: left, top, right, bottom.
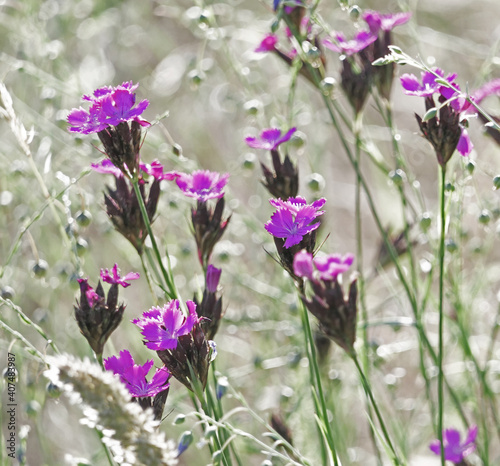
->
left=130, top=176, right=177, bottom=300
left=297, top=296, right=340, bottom=466
left=437, top=166, right=446, bottom=466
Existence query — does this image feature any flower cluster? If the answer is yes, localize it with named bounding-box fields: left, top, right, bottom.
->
left=74, top=264, right=139, bottom=358
left=294, top=251, right=358, bottom=355
left=400, top=68, right=473, bottom=165
left=322, top=10, right=411, bottom=112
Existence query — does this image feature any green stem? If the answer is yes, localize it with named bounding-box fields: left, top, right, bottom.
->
left=437, top=166, right=446, bottom=466
left=351, top=353, right=402, bottom=465
left=139, top=252, right=159, bottom=306
left=298, top=296, right=340, bottom=466
left=354, top=113, right=383, bottom=466
left=130, top=177, right=177, bottom=300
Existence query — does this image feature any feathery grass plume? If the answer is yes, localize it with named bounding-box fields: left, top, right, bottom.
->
left=44, top=354, right=178, bottom=466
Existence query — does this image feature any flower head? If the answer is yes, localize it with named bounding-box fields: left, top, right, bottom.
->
left=139, top=160, right=178, bottom=181
left=400, top=68, right=456, bottom=98
left=104, top=350, right=170, bottom=398
left=362, top=10, right=411, bottom=34
left=91, top=159, right=124, bottom=178
left=255, top=34, right=278, bottom=53
left=132, top=300, right=200, bottom=351
left=293, top=249, right=358, bottom=355
left=175, top=170, right=229, bottom=203
left=401, top=69, right=473, bottom=163
left=294, top=251, right=354, bottom=281
left=323, top=31, right=377, bottom=56
left=100, top=263, right=140, bottom=288
left=74, top=277, right=125, bottom=357
left=265, top=197, right=326, bottom=249
left=430, top=425, right=478, bottom=463
left=245, top=127, right=297, bottom=151
left=68, top=81, right=149, bottom=134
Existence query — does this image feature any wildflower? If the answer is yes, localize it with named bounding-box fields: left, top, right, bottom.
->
left=429, top=425, right=478, bottom=464
left=255, top=34, right=278, bottom=53
left=132, top=300, right=200, bottom=351
left=324, top=31, right=377, bottom=114
left=104, top=350, right=170, bottom=398
left=100, top=263, right=140, bottom=288
left=195, top=265, right=223, bottom=340
left=74, top=277, right=126, bottom=358
left=139, top=159, right=178, bottom=181
left=133, top=300, right=212, bottom=391
left=323, top=31, right=377, bottom=56
left=265, top=197, right=325, bottom=248
left=265, top=197, right=325, bottom=280
left=401, top=68, right=473, bottom=165
left=104, top=175, right=160, bottom=254
left=362, top=10, right=412, bottom=100
left=294, top=250, right=358, bottom=355
left=245, top=127, right=297, bottom=151
left=175, top=170, right=229, bottom=202
left=68, top=81, right=149, bottom=176
left=191, top=198, right=231, bottom=268
left=68, top=81, right=149, bottom=134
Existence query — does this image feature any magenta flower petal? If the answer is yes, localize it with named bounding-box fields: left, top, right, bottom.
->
left=363, top=10, right=411, bottom=33
left=91, top=159, right=124, bottom=178
left=456, top=128, right=473, bottom=156
left=472, top=78, right=500, bottom=104
left=104, top=350, right=170, bottom=398
left=100, top=263, right=140, bottom=288
left=255, top=34, right=278, bottom=53
left=429, top=425, right=477, bottom=463
left=206, top=265, right=222, bottom=293
left=245, top=127, right=297, bottom=150
left=323, top=31, right=377, bottom=56
left=175, top=170, right=229, bottom=202
left=293, top=250, right=314, bottom=279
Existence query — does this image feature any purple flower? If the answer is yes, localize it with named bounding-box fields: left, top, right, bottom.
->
left=100, top=264, right=140, bottom=288
left=323, top=31, right=377, bottom=56
left=132, top=300, right=200, bottom=351
left=400, top=68, right=456, bottom=98
left=429, top=425, right=478, bottom=463
left=245, top=127, right=297, bottom=151
left=91, top=159, right=124, bottom=178
left=175, top=170, right=229, bottom=202
left=471, top=78, right=500, bottom=104
left=293, top=250, right=354, bottom=281
left=265, top=196, right=326, bottom=248
left=362, top=10, right=412, bottom=34
left=206, top=264, right=222, bottom=293
left=67, top=81, right=149, bottom=135
left=104, top=349, right=170, bottom=398
left=255, top=34, right=278, bottom=53
left=139, top=160, right=178, bottom=181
